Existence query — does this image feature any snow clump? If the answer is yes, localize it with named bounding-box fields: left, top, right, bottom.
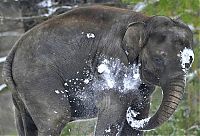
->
left=179, top=47, right=194, bottom=73
left=93, top=58, right=141, bottom=93
left=86, top=33, right=95, bottom=38
left=126, top=107, right=150, bottom=129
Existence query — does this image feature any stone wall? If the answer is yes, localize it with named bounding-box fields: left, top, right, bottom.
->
left=0, top=1, right=24, bottom=135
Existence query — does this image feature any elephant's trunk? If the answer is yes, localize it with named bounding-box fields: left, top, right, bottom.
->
left=126, top=75, right=186, bottom=130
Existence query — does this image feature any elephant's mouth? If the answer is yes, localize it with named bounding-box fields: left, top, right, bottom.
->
left=140, top=66, right=160, bottom=86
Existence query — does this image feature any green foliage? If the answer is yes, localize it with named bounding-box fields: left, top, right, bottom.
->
left=61, top=119, right=96, bottom=136
left=123, top=0, right=200, bottom=28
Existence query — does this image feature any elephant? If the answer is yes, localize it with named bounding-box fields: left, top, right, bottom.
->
left=2, top=5, right=194, bottom=136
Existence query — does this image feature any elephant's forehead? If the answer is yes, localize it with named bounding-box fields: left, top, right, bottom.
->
left=165, top=27, right=188, bottom=35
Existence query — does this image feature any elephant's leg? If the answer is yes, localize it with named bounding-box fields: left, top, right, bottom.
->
left=12, top=93, right=25, bottom=136
left=95, top=91, right=129, bottom=135
left=120, top=99, right=151, bottom=136
left=14, top=107, right=25, bottom=136
left=12, top=92, right=38, bottom=136
left=16, top=75, right=72, bottom=136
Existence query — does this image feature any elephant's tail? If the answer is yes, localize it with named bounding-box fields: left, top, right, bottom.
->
left=2, top=42, right=18, bottom=91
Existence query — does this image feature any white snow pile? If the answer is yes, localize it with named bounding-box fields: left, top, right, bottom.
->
left=126, top=107, right=150, bottom=129
left=0, top=56, right=6, bottom=63
left=0, top=84, right=7, bottom=92
left=133, top=2, right=147, bottom=12
left=92, top=58, right=141, bottom=93
left=178, top=47, right=194, bottom=73
left=37, top=0, right=73, bottom=16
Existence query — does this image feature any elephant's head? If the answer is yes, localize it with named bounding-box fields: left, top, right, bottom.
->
left=122, top=16, right=194, bottom=130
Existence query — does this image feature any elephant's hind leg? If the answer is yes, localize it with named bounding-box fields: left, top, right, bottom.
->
left=12, top=93, right=38, bottom=136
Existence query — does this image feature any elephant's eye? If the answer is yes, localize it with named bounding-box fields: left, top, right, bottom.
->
left=153, top=56, right=164, bottom=65
left=157, top=35, right=166, bottom=44
left=150, top=32, right=166, bottom=44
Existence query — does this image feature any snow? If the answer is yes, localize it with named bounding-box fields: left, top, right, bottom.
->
left=37, top=0, right=55, bottom=16
left=96, top=60, right=115, bottom=89
left=55, top=90, right=60, bottom=94
left=127, top=107, right=140, bottom=118
left=133, top=2, right=147, bottom=12
left=92, top=58, right=141, bottom=93
left=37, top=0, right=73, bottom=16
left=188, top=24, right=195, bottom=31
left=61, top=57, right=142, bottom=103
left=84, top=79, right=90, bottom=84
left=65, top=90, right=69, bottom=92
left=37, top=0, right=53, bottom=8
left=126, top=107, right=150, bottom=129
left=105, top=127, right=111, bottom=133
left=97, top=64, right=109, bottom=74
left=179, top=47, right=194, bottom=72
left=123, top=64, right=141, bottom=90
left=106, top=78, right=115, bottom=88
left=125, top=50, right=129, bottom=55
left=86, top=33, right=95, bottom=38
left=0, top=56, right=6, bottom=63
left=0, top=84, right=7, bottom=91
left=97, top=62, right=115, bottom=88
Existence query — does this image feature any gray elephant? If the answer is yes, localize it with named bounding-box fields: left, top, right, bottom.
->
left=2, top=5, right=194, bottom=136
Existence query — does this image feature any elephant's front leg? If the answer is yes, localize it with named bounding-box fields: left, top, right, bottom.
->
left=95, top=91, right=130, bottom=136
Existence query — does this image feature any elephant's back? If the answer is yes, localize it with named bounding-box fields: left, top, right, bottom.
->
left=40, top=5, right=131, bottom=28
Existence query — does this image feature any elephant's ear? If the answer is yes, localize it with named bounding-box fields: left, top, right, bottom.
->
left=122, top=22, right=146, bottom=64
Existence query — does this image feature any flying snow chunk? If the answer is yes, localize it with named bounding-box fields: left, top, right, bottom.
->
left=84, top=79, right=90, bottom=84
left=0, top=56, right=6, bottom=63
left=97, top=62, right=115, bottom=88
left=55, top=90, right=60, bottom=94
left=86, top=33, right=95, bottom=38
left=179, top=47, right=194, bottom=72
left=0, top=84, right=7, bottom=92
left=123, top=65, right=141, bottom=91
left=106, top=78, right=115, bottom=88
left=105, top=127, right=111, bottom=133
left=98, top=64, right=109, bottom=74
